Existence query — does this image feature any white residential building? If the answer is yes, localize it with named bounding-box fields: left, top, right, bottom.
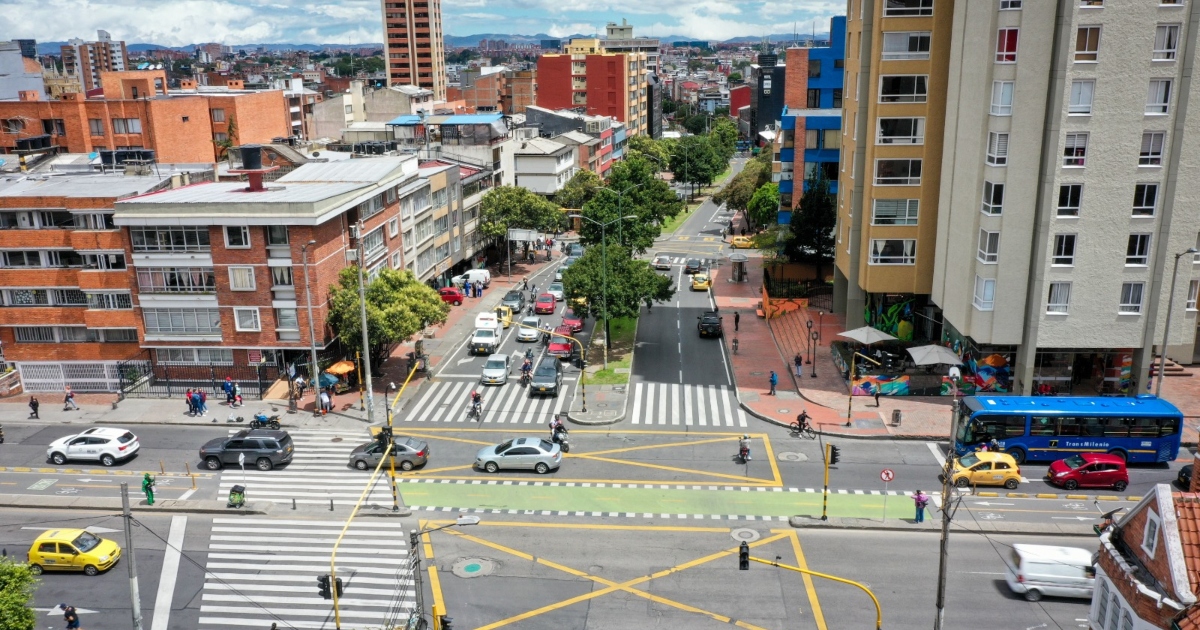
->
left=513, top=137, right=577, bottom=195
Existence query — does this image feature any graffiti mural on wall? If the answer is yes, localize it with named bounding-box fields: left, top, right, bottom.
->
left=864, top=295, right=915, bottom=342
left=852, top=374, right=911, bottom=396
left=942, top=330, right=1013, bottom=394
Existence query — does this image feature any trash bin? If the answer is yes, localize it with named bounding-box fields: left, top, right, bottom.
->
left=891, top=409, right=902, bottom=427
left=227, top=484, right=245, bottom=509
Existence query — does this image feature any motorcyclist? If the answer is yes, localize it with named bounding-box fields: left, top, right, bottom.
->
left=521, top=357, right=533, bottom=381
left=549, top=415, right=567, bottom=441
left=526, top=348, right=535, bottom=361
left=738, top=434, right=751, bottom=461
left=470, top=390, right=482, bottom=417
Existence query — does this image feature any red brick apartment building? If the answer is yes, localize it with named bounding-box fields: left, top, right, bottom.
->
left=448, top=68, right=536, bottom=114
left=0, top=70, right=289, bottom=164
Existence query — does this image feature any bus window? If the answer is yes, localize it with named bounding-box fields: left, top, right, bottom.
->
left=1129, top=417, right=1159, bottom=438
left=969, top=415, right=1026, bottom=442
left=1056, top=417, right=1082, bottom=437
left=1103, top=417, right=1129, bottom=438
left=1031, top=417, right=1055, bottom=436
left=1161, top=418, right=1180, bottom=437
left=1081, top=417, right=1105, bottom=437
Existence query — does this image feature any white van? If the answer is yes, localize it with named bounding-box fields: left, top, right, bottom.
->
left=452, top=269, right=491, bottom=288
left=1004, top=544, right=1095, bottom=602
left=470, top=312, right=503, bottom=355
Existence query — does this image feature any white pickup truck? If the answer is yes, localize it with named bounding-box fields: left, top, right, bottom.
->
left=470, top=313, right=503, bottom=355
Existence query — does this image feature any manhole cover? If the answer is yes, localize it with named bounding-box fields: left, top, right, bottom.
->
left=777, top=452, right=808, bottom=462
left=750, top=371, right=764, bottom=376
left=331, top=437, right=343, bottom=442
left=452, top=557, right=495, bottom=578
left=597, top=403, right=609, bottom=408
left=730, top=528, right=760, bottom=543
left=776, top=408, right=790, bottom=414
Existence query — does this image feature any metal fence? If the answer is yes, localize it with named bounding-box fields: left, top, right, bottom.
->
left=117, top=350, right=279, bottom=400
left=763, top=270, right=833, bottom=311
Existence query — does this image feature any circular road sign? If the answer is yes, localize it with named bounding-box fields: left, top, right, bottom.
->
left=880, top=469, right=895, bottom=482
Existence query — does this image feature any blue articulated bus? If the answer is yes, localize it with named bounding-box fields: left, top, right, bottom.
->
left=954, top=395, right=1183, bottom=464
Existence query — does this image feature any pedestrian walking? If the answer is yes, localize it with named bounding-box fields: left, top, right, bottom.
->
left=768, top=371, right=778, bottom=395
left=741, top=226, right=747, bottom=237
left=190, top=390, right=203, bottom=416
left=477, top=280, right=484, bottom=296
left=874, top=390, right=882, bottom=407
left=320, top=390, right=331, bottom=414
left=734, top=311, right=740, bottom=332
left=185, top=388, right=195, bottom=415
left=63, top=385, right=79, bottom=411
left=911, top=490, right=930, bottom=523
left=28, top=396, right=39, bottom=419
left=232, top=383, right=243, bottom=408
left=794, top=354, right=803, bottom=377
left=198, top=389, right=208, bottom=415
left=59, top=603, right=80, bottom=629
left=141, top=472, right=156, bottom=506
left=223, top=377, right=234, bottom=404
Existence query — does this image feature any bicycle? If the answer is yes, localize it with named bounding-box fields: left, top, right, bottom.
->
left=790, top=417, right=817, bottom=439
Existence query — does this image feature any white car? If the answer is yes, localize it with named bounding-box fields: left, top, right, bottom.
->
left=517, top=316, right=543, bottom=342
left=48, top=427, right=140, bottom=467
left=480, top=354, right=511, bottom=386
left=547, top=282, right=565, bottom=301
left=653, top=254, right=672, bottom=270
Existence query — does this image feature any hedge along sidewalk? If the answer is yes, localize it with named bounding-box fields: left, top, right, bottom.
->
left=584, top=316, right=638, bottom=385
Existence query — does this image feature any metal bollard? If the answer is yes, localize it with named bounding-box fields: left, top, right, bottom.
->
left=185, top=462, right=195, bottom=489
left=159, top=460, right=165, bottom=474
left=330, top=499, right=334, bottom=511
left=292, top=498, right=297, bottom=510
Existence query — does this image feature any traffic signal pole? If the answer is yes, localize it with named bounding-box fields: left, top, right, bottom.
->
left=328, top=440, right=396, bottom=629
left=744, top=554, right=882, bottom=630
left=821, top=443, right=830, bottom=521
left=933, top=398, right=961, bottom=630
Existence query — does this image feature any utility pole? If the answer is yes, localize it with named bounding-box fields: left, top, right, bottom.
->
left=933, top=398, right=960, bottom=630
left=121, top=483, right=145, bottom=630
left=355, top=220, right=375, bottom=423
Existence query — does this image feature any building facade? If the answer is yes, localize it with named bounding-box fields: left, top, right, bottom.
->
left=387, top=112, right=515, bottom=186
left=61, top=30, right=128, bottom=93
left=536, top=50, right=649, bottom=136
left=513, top=137, right=577, bottom=195
left=748, top=54, right=787, bottom=140
left=381, top=0, right=447, bottom=100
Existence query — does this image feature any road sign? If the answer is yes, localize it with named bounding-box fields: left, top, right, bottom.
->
left=880, top=469, right=895, bottom=482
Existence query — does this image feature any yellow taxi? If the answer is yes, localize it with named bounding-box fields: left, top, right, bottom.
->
left=28, top=528, right=121, bottom=576
left=942, top=451, right=1022, bottom=489
left=691, top=273, right=711, bottom=291
left=493, top=305, right=513, bottom=328
left=730, top=236, right=755, bottom=249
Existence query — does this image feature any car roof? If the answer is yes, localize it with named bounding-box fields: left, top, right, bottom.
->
left=486, top=353, right=508, bottom=361
left=970, top=452, right=1017, bottom=463
left=538, top=293, right=555, bottom=300
left=521, top=316, right=540, bottom=322
left=1074, top=453, right=1126, bottom=465
left=234, top=429, right=289, bottom=439
left=75, top=427, right=133, bottom=438
left=1010, top=544, right=1094, bottom=564
left=38, top=528, right=86, bottom=542
left=553, top=325, right=572, bottom=332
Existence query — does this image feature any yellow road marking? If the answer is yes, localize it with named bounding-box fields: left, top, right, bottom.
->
left=405, top=463, right=476, bottom=475
left=569, top=453, right=774, bottom=484
left=418, top=521, right=447, bottom=618
left=783, top=530, right=827, bottom=630
left=399, top=431, right=495, bottom=447
left=582, top=435, right=737, bottom=457
left=762, top=435, right=783, bottom=487
left=422, top=519, right=733, bottom=533
left=398, top=474, right=777, bottom=486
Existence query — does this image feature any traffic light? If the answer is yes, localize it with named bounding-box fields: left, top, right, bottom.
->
left=439, top=615, right=454, bottom=630
left=410, top=530, right=420, bottom=548
left=378, top=426, right=393, bottom=445
left=829, top=444, right=841, bottom=466
left=317, top=574, right=331, bottom=599
left=738, top=541, right=749, bottom=570
left=334, top=576, right=344, bottom=598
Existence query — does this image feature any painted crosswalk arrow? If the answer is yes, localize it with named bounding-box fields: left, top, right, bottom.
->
left=44, top=606, right=99, bottom=616
left=76, top=478, right=114, bottom=483
left=971, top=502, right=1014, bottom=506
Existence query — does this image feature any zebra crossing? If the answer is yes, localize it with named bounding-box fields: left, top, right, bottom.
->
left=198, top=516, right=416, bottom=630
left=654, top=256, right=720, bottom=267
left=397, top=379, right=571, bottom=424
left=629, top=382, right=748, bottom=427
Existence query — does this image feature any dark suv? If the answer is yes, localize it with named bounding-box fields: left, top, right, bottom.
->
left=501, top=290, right=526, bottom=311
left=200, top=429, right=294, bottom=471
left=529, top=357, right=564, bottom=396
left=697, top=311, right=723, bottom=338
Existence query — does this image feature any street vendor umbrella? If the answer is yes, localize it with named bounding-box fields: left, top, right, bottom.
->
left=906, top=344, right=963, bottom=366
left=318, top=372, right=340, bottom=388
left=325, top=360, right=355, bottom=375
left=837, top=326, right=898, bottom=345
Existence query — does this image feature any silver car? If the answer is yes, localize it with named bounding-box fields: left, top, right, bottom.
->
left=653, top=254, right=672, bottom=270
left=475, top=437, right=562, bottom=474
left=517, top=316, right=542, bottom=342
left=547, top=282, right=564, bottom=301
left=349, top=436, right=429, bottom=471
left=480, top=354, right=510, bottom=385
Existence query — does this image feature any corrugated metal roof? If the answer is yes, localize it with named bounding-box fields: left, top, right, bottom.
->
left=515, top=138, right=568, bottom=155
left=0, top=173, right=175, bottom=199
left=120, top=180, right=369, bottom=204
left=276, top=156, right=412, bottom=183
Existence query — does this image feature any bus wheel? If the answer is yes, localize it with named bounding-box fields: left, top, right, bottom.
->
left=1005, top=447, right=1026, bottom=464
left=1107, top=449, right=1128, bottom=463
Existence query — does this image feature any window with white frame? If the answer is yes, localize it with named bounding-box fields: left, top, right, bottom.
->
left=1154, top=24, right=1180, bottom=60
left=880, top=75, right=928, bottom=103
left=1076, top=26, right=1101, bottom=61
left=1143, top=509, right=1161, bottom=556
left=991, top=81, right=1014, bottom=115
left=1058, top=184, right=1082, bottom=216
left=982, top=181, right=1005, bottom=215
left=1109, top=596, right=1123, bottom=630
left=224, top=226, right=250, bottom=248
left=1069, top=80, right=1094, bottom=114
left=869, top=239, right=916, bottom=265
left=111, top=118, right=143, bottom=134
left=1053, top=234, right=1077, bottom=266
left=1081, top=0, right=1103, bottom=6
left=156, top=348, right=234, bottom=364
left=266, top=225, right=288, bottom=246
left=1047, top=282, right=1071, bottom=314
left=361, top=226, right=386, bottom=261
left=986, top=132, right=1009, bottom=166
left=1095, top=581, right=1111, bottom=628
left=977, top=230, right=1000, bottom=263
left=388, top=217, right=399, bottom=238
left=1000, top=0, right=1022, bottom=8
left=874, top=159, right=922, bottom=185
left=228, top=266, right=256, bottom=291
left=1147, top=79, right=1172, bottom=114
left=872, top=199, right=919, bottom=225
left=143, top=308, right=222, bottom=334
left=996, top=28, right=1019, bottom=63
left=1064, top=133, right=1088, bottom=167
left=86, top=292, right=132, bottom=309
left=877, top=118, right=925, bottom=144
left=883, top=0, right=932, bottom=16
left=270, top=266, right=293, bottom=287
left=275, top=308, right=299, bottom=330
left=973, top=276, right=996, bottom=311
left=1188, top=280, right=1198, bottom=311
left=234, top=307, right=261, bottom=332
left=391, top=251, right=402, bottom=269
left=1133, top=184, right=1158, bottom=217
left=1120, top=282, right=1145, bottom=314
left=1127, top=234, right=1151, bottom=265
left=1140, top=132, right=1165, bottom=165
left=882, top=32, right=931, bottom=60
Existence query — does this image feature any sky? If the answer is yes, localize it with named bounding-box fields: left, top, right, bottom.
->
left=0, top=0, right=844, bottom=47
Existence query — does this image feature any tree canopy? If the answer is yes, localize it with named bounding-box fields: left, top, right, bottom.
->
left=710, top=118, right=738, bottom=163
left=669, top=134, right=721, bottom=192
left=561, top=244, right=675, bottom=323
left=553, top=169, right=602, bottom=210
left=625, top=134, right=671, bottom=166
left=0, top=557, right=37, bottom=630
left=714, top=153, right=770, bottom=212
left=578, top=158, right=683, bottom=254
left=747, top=182, right=780, bottom=228
left=478, top=185, right=562, bottom=240
left=787, top=166, right=837, bottom=277
left=326, top=268, right=449, bottom=370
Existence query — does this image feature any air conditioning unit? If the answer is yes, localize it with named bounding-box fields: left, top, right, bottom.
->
left=348, top=224, right=359, bottom=238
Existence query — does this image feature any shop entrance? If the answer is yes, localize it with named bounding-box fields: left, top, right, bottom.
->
left=1033, top=350, right=1134, bottom=396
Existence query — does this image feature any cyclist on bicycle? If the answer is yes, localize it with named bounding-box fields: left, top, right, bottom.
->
left=470, top=390, right=482, bottom=417
left=796, top=411, right=811, bottom=432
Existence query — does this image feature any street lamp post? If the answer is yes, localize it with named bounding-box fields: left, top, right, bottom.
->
left=1156, top=247, right=1199, bottom=396
left=810, top=331, right=819, bottom=378
left=599, top=183, right=645, bottom=250
left=300, top=240, right=320, bottom=416
left=805, top=319, right=813, bottom=364
left=354, top=220, right=375, bottom=423
left=385, top=382, right=400, bottom=513
left=568, top=213, right=637, bottom=368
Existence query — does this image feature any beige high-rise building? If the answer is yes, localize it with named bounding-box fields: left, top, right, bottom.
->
left=60, top=30, right=128, bottom=92
left=381, top=0, right=447, bottom=101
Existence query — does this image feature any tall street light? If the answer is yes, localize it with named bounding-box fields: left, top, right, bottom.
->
left=1155, top=247, right=1199, bottom=396
left=597, top=183, right=644, bottom=249
left=354, top=220, right=375, bottom=424
left=568, top=213, right=637, bottom=369
left=300, top=240, right=321, bottom=416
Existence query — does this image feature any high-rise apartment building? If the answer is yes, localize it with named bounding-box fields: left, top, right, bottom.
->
left=61, top=30, right=128, bottom=92
left=381, top=0, right=447, bottom=101
left=537, top=48, right=649, bottom=136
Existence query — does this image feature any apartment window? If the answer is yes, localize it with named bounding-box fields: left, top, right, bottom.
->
left=1053, top=234, right=1077, bottom=266
left=276, top=308, right=299, bottom=330
left=88, top=118, right=105, bottom=136
left=211, top=108, right=226, bottom=123
left=871, top=199, right=919, bottom=225
left=361, top=227, right=386, bottom=260
left=981, top=181, right=1004, bottom=215
left=103, top=329, right=139, bottom=343
left=1154, top=24, right=1181, bottom=60
left=83, top=252, right=127, bottom=270
left=807, top=89, right=821, bottom=108
left=111, top=118, right=142, bottom=134
left=877, top=118, right=925, bottom=144
left=1133, top=184, right=1159, bottom=217
left=42, top=119, right=65, bottom=136
left=266, top=225, right=289, bottom=246
left=228, top=266, right=256, bottom=291
left=2, top=251, right=41, bottom=267
left=56, top=326, right=96, bottom=343
left=391, top=251, right=402, bottom=269
left=1147, top=79, right=1172, bottom=114
left=270, top=266, right=293, bottom=287
left=137, top=267, right=216, bottom=293
left=14, top=326, right=56, bottom=343
left=1143, top=510, right=1161, bottom=557
left=86, top=292, right=132, bottom=310
left=156, top=348, right=234, bottom=364
left=879, top=75, right=928, bottom=103
left=973, top=276, right=996, bottom=311
left=1047, top=282, right=1072, bottom=314
left=1120, top=282, right=1145, bottom=314
left=986, top=132, right=1009, bottom=166
left=1126, top=234, right=1151, bottom=265
left=1057, top=184, right=1082, bottom=216
left=805, top=129, right=819, bottom=149
left=213, top=132, right=228, bottom=143
left=388, top=217, right=399, bottom=238
left=1000, top=0, right=1022, bottom=8
left=143, top=308, right=222, bottom=335
left=1076, top=27, right=1101, bottom=62
left=1140, top=132, right=1165, bottom=165
left=1188, top=280, right=1198, bottom=311
left=808, top=59, right=821, bottom=78
left=832, top=89, right=843, bottom=108
left=882, top=32, right=931, bottom=60
left=224, top=226, right=250, bottom=248
left=5, top=289, right=49, bottom=305
left=1064, top=133, right=1088, bottom=167
left=977, top=230, right=1000, bottom=263
left=234, top=308, right=261, bottom=332
left=996, top=28, right=1019, bottom=63
left=1069, top=80, right=1094, bottom=114
left=1081, top=0, right=1104, bottom=6
left=874, top=159, right=922, bottom=185
left=883, top=0, right=933, bottom=17
left=991, top=81, right=1014, bottom=115
left=868, top=239, right=916, bottom=265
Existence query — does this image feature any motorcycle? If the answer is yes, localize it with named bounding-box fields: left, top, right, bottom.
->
left=250, top=412, right=281, bottom=430
left=551, top=427, right=570, bottom=453
left=738, top=444, right=751, bottom=463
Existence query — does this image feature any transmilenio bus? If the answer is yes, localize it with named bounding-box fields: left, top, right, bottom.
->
left=953, top=395, right=1183, bottom=464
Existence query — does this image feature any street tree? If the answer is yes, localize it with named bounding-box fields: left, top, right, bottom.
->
left=710, top=118, right=738, bottom=162
left=0, top=557, right=37, bottom=630
left=788, top=166, right=837, bottom=278
left=747, top=182, right=781, bottom=228
left=682, top=114, right=709, bottom=135
left=562, top=244, right=675, bottom=345
left=626, top=134, right=671, bottom=166
left=478, top=185, right=562, bottom=240
left=326, top=267, right=449, bottom=370
left=579, top=158, right=683, bottom=254
left=670, top=135, right=720, bottom=197
left=553, top=169, right=602, bottom=210
left=714, top=154, right=771, bottom=212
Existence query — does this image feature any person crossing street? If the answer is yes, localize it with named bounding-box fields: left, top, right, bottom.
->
left=142, top=472, right=156, bottom=506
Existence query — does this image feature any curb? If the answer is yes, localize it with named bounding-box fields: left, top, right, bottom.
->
left=735, top=401, right=943, bottom=441
left=0, top=494, right=273, bottom=515
left=787, top=515, right=1094, bottom=536
left=567, top=317, right=636, bottom=427
left=0, top=466, right=213, bottom=478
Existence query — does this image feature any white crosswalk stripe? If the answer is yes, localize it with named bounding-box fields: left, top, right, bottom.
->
left=199, top=516, right=416, bottom=630
left=665, top=256, right=718, bottom=266
left=629, top=382, right=748, bottom=427
left=396, top=380, right=570, bottom=424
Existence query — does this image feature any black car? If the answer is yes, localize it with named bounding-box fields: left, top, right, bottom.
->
left=502, top=290, right=526, bottom=311
left=698, top=311, right=723, bottom=337
left=200, top=429, right=294, bottom=471
left=685, top=259, right=703, bottom=274
left=1179, top=464, right=1194, bottom=488
left=529, top=358, right=564, bottom=396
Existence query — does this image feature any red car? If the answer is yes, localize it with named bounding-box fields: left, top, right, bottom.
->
left=439, top=287, right=465, bottom=306
left=547, top=325, right=575, bottom=358
left=1045, top=453, right=1129, bottom=491
left=561, top=307, right=584, bottom=332
left=534, top=293, right=557, bottom=315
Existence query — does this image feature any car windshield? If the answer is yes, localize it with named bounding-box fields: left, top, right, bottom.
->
left=475, top=330, right=495, bottom=339
left=535, top=366, right=556, bottom=377
left=695, top=275, right=708, bottom=281
left=564, top=310, right=577, bottom=318
left=496, top=440, right=513, bottom=453
left=539, top=296, right=553, bottom=303
left=549, top=283, right=563, bottom=291
left=485, top=359, right=507, bottom=370
left=505, top=291, right=520, bottom=300
left=687, top=259, right=699, bottom=265
left=72, top=531, right=101, bottom=553
left=1062, top=454, right=1086, bottom=469
left=957, top=453, right=980, bottom=468
left=522, top=318, right=539, bottom=327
